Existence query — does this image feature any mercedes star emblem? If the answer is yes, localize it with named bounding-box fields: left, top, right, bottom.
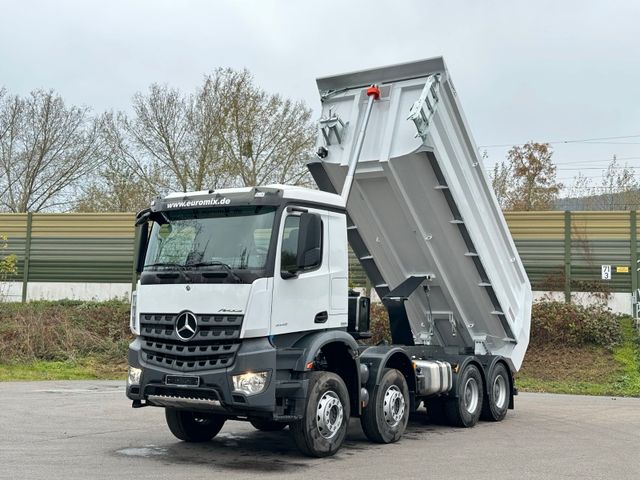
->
left=175, top=311, right=198, bottom=341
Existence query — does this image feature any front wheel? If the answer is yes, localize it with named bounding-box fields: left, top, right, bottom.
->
left=290, top=371, right=350, bottom=457
left=165, top=408, right=226, bottom=442
left=361, top=368, right=410, bottom=443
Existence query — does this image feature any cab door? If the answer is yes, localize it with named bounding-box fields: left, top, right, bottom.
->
left=270, top=207, right=334, bottom=335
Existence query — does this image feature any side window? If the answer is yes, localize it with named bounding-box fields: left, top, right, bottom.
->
left=280, top=213, right=323, bottom=275
left=280, top=216, right=300, bottom=273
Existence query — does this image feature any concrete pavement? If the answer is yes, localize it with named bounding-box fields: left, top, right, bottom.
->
left=0, top=380, right=638, bottom=479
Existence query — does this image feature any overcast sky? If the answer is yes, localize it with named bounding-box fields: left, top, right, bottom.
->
left=2, top=0, right=639, bottom=191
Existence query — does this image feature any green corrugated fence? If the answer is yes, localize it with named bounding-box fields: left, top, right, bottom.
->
left=1, top=211, right=638, bottom=302
left=1, top=213, right=135, bottom=301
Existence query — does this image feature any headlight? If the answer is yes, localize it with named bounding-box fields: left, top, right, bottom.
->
left=127, top=366, right=142, bottom=386
left=232, top=371, right=269, bottom=395
left=130, top=291, right=139, bottom=335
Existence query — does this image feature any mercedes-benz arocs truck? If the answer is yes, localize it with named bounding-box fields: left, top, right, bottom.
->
left=126, top=57, right=532, bottom=457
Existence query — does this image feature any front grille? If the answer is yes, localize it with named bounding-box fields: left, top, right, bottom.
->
left=139, top=313, right=243, bottom=372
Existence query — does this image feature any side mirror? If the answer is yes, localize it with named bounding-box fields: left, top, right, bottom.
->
left=134, top=222, right=149, bottom=274
left=296, top=213, right=322, bottom=270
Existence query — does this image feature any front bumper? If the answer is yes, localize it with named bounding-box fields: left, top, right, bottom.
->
left=126, top=336, right=278, bottom=416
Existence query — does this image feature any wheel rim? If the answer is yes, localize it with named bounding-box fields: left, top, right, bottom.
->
left=382, top=385, right=406, bottom=428
left=192, top=414, right=211, bottom=425
left=493, top=374, right=508, bottom=410
left=316, top=390, right=344, bottom=439
left=463, top=377, right=479, bottom=414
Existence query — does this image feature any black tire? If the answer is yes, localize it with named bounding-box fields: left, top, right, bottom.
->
left=481, top=363, right=510, bottom=422
left=290, top=371, right=350, bottom=457
left=250, top=419, right=287, bottom=431
left=425, top=397, right=447, bottom=425
left=165, top=408, right=226, bottom=442
left=444, top=363, right=484, bottom=428
left=361, top=368, right=410, bottom=444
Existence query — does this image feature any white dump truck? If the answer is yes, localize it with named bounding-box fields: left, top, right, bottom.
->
left=126, top=57, right=532, bottom=457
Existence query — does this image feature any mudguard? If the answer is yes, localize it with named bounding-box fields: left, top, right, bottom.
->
left=291, top=330, right=360, bottom=372
left=438, top=355, right=485, bottom=400
left=359, top=345, right=415, bottom=391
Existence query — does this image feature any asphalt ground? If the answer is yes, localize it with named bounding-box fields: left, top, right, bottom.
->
left=0, top=380, right=638, bottom=480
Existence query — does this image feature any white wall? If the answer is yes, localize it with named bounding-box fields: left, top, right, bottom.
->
left=358, top=287, right=633, bottom=315
left=533, top=290, right=632, bottom=315
left=0, top=282, right=22, bottom=302
left=0, top=282, right=634, bottom=315
left=0, top=282, right=131, bottom=302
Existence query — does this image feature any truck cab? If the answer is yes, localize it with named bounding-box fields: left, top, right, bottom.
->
left=127, top=186, right=365, bottom=455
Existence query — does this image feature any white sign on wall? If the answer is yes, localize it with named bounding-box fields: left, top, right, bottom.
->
left=601, top=265, right=612, bottom=280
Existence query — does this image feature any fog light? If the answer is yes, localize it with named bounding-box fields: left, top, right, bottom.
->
left=232, top=371, right=268, bottom=395
left=128, top=366, right=142, bottom=386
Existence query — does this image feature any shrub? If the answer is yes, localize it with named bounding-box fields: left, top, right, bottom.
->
left=0, top=300, right=132, bottom=363
left=0, top=234, right=18, bottom=300
left=368, top=302, right=391, bottom=344
left=531, top=301, right=623, bottom=351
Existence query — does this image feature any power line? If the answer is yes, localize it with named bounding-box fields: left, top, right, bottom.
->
left=556, top=166, right=640, bottom=171
left=478, top=134, right=640, bottom=149
left=486, top=164, right=640, bottom=173
left=555, top=155, right=640, bottom=166
left=558, top=177, right=626, bottom=182
left=566, top=141, right=640, bottom=145
left=484, top=155, right=640, bottom=172
left=559, top=185, right=640, bottom=189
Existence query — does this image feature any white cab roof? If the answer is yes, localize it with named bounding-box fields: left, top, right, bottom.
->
left=163, top=185, right=345, bottom=209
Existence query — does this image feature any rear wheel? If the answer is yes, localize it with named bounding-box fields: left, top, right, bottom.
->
left=165, top=408, right=226, bottom=442
left=361, top=368, right=410, bottom=443
left=250, top=419, right=287, bottom=431
left=444, top=363, right=483, bottom=428
left=290, top=371, right=350, bottom=457
left=481, top=363, right=510, bottom=422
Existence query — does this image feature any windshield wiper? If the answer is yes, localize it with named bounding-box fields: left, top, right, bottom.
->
left=185, top=261, right=242, bottom=283
left=144, top=262, right=191, bottom=281
left=145, top=262, right=186, bottom=270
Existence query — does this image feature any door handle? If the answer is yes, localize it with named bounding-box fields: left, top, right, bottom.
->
left=314, top=311, right=329, bottom=324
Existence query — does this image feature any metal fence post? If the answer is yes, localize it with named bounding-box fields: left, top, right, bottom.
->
left=564, top=211, right=571, bottom=303
left=130, top=224, right=139, bottom=296
left=631, top=211, right=638, bottom=296
left=21, top=212, right=33, bottom=303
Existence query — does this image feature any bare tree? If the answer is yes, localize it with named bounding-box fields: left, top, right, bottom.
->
left=74, top=155, right=159, bottom=213
left=107, top=68, right=315, bottom=196
left=215, top=69, right=316, bottom=186
left=598, top=156, right=640, bottom=209
left=0, top=89, right=102, bottom=212
left=565, top=156, right=640, bottom=210
left=491, top=142, right=562, bottom=211
left=488, top=150, right=510, bottom=209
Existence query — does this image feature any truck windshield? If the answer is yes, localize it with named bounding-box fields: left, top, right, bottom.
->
left=144, top=206, right=277, bottom=271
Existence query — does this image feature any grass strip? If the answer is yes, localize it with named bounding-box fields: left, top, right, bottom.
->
left=518, top=317, right=640, bottom=397
left=0, top=359, right=127, bottom=381
left=611, top=318, right=640, bottom=396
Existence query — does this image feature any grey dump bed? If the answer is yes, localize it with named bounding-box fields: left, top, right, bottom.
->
left=309, top=57, right=531, bottom=370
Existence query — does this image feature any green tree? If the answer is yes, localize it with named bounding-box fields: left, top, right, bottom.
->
left=491, top=142, right=562, bottom=211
